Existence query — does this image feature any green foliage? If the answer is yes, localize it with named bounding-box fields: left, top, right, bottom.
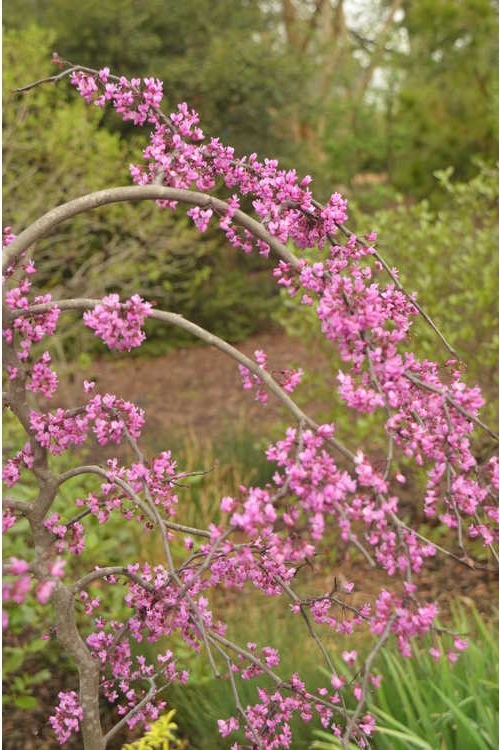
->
left=3, top=1, right=306, bottom=166
left=3, top=411, right=71, bottom=705
left=3, top=11, right=497, bottom=359
left=121, top=709, right=183, bottom=750
left=153, top=429, right=275, bottom=533
left=1, top=415, right=276, bottom=710
left=127, top=565, right=358, bottom=747
left=4, top=408, right=497, bottom=745
left=370, top=603, right=498, bottom=750
left=4, top=409, right=174, bottom=639
left=3, top=26, right=126, bottom=224
left=165, top=601, right=497, bottom=750
left=3, top=638, right=55, bottom=711
left=311, top=735, right=360, bottom=750
left=391, top=0, right=498, bottom=198
left=4, top=1, right=497, bottom=202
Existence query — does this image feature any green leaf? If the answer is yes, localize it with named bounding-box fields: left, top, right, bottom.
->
left=28, top=669, right=52, bottom=685
left=2, top=648, right=26, bottom=675
left=311, top=730, right=359, bottom=749
left=14, top=695, right=38, bottom=709
left=374, top=725, right=435, bottom=749
left=430, top=686, right=492, bottom=750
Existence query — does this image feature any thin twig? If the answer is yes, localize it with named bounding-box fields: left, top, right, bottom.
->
left=104, top=676, right=168, bottom=745
left=72, top=566, right=157, bottom=595
left=3, top=497, right=31, bottom=514
left=342, top=614, right=397, bottom=747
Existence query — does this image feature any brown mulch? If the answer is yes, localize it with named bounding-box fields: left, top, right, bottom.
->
left=57, top=330, right=331, bottom=442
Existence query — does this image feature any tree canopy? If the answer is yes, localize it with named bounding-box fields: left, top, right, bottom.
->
left=4, top=0, right=498, bottom=199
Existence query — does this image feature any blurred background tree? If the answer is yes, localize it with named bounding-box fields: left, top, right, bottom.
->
left=4, top=0, right=497, bottom=199
left=391, top=0, right=498, bottom=197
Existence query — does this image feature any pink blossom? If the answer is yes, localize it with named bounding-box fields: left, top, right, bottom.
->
left=7, top=557, right=30, bottom=575
left=187, top=206, right=213, bottom=233
left=36, top=579, right=56, bottom=604
left=2, top=509, right=17, bottom=533
left=218, top=717, right=240, bottom=737
left=359, top=714, right=375, bottom=735
left=342, top=650, right=357, bottom=665
left=49, top=691, right=83, bottom=744
left=83, top=294, right=152, bottom=351
left=220, top=496, right=236, bottom=513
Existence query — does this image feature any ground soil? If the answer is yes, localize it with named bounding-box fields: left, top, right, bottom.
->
left=3, top=330, right=498, bottom=749
left=58, top=330, right=331, bottom=445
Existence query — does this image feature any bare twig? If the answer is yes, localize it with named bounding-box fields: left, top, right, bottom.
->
left=72, top=566, right=157, bottom=595
left=3, top=186, right=299, bottom=272
left=3, top=497, right=31, bottom=514
left=342, top=614, right=397, bottom=747
left=104, top=676, right=168, bottom=745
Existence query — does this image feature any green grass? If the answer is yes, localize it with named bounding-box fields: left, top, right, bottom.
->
left=312, top=602, right=498, bottom=750
left=160, top=600, right=498, bottom=750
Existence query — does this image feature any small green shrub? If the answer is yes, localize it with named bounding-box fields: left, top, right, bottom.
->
left=122, top=709, right=183, bottom=749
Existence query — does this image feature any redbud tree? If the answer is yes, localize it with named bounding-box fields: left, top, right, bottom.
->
left=3, top=57, right=498, bottom=750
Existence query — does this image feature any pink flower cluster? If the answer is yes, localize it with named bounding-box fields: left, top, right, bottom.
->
left=3, top=442, right=34, bottom=487
left=2, top=250, right=61, bottom=415
left=44, top=513, right=85, bottom=556
left=71, top=68, right=163, bottom=126
left=238, top=349, right=269, bottom=404
left=238, top=349, right=302, bottom=404
left=219, top=674, right=375, bottom=749
left=82, top=565, right=196, bottom=726
left=3, top=554, right=66, bottom=630
left=4, top=275, right=60, bottom=364
left=68, top=69, right=352, bottom=256
left=49, top=692, right=83, bottom=744
left=83, top=293, right=152, bottom=351
left=26, top=351, right=59, bottom=398
left=2, top=509, right=17, bottom=533
left=371, top=588, right=439, bottom=658
left=65, top=70, right=497, bottom=556
left=73, top=452, right=179, bottom=527
left=28, top=390, right=145, bottom=456
left=66, top=68, right=496, bottom=553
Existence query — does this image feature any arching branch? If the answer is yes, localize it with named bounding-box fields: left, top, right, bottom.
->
left=20, top=298, right=356, bottom=462
left=3, top=186, right=299, bottom=272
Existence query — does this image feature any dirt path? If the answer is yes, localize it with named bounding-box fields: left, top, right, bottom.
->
left=59, top=330, right=330, bottom=446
